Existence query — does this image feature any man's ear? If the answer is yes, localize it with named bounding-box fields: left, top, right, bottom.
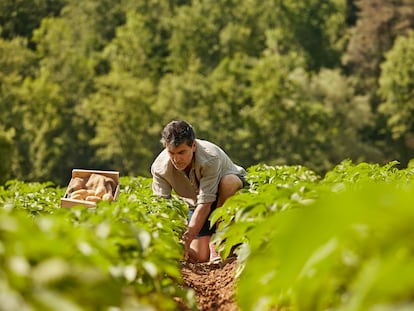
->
left=192, top=141, right=196, bottom=152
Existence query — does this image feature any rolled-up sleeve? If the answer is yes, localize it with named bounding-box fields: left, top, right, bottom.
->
left=151, top=168, right=172, bottom=199
left=197, top=159, right=221, bottom=204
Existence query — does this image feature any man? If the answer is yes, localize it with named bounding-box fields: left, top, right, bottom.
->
left=151, top=120, right=246, bottom=263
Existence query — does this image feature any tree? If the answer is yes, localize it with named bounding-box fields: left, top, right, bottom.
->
left=0, top=128, right=15, bottom=184
left=0, top=37, right=35, bottom=128
left=27, top=16, right=98, bottom=183
left=344, top=0, right=414, bottom=93
left=308, top=69, right=383, bottom=167
left=156, top=53, right=256, bottom=168
left=0, top=37, right=36, bottom=180
left=264, top=0, right=347, bottom=71
left=378, top=31, right=414, bottom=165
left=0, top=0, right=64, bottom=40
left=15, top=75, right=68, bottom=182
left=103, top=10, right=164, bottom=80
left=166, top=0, right=285, bottom=73
left=244, top=48, right=381, bottom=173
left=62, top=0, right=126, bottom=49
left=167, top=1, right=222, bottom=73
left=82, top=72, right=157, bottom=177
left=245, top=50, right=334, bottom=170
left=204, top=53, right=256, bottom=167
left=111, top=0, right=180, bottom=79
left=155, top=60, right=212, bottom=130
left=25, top=0, right=127, bottom=183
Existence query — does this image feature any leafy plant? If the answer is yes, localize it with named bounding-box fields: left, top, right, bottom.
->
left=3, top=161, right=414, bottom=311
left=211, top=164, right=320, bottom=260
left=0, top=176, right=196, bottom=311
left=211, top=160, right=414, bottom=311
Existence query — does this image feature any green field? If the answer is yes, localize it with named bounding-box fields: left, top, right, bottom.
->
left=2, top=160, right=414, bottom=310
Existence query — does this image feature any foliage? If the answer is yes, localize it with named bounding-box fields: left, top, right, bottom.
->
left=238, top=180, right=414, bottom=311
left=0, top=0, right=65, bottom=39
left=244, top=58, right=380, bottom=172
left=0, top=128, right=15, bottom=184
left=211, top=163, right=321, bottom=260
left=155, top=61, right=213, bottom=132
left=15, top=75, right=68, bottom=181
left=344, top=0, right=414, bottom=91
left=0, top=37, right=36, bottom=181
left=0, top=176, right=196, bottom=311
left=102, top=10, right=165, bottom=80
left=210, top=160, right=414, bottom=310
left=3, top=162, right=414, bottom=310
left=201, top=54, right=256, bottom=165
left=378, top=31, right=414, bottom=140
left=1, top=0, right=414, bottom=184
left=264, top=0, right=347, bottom=70
left=82, top=72, right=157, bottom=176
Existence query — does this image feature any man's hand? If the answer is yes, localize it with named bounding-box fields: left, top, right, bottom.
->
left=182, top=228, right=197, bottom=260
left=182, top=203, right=212, bottom=261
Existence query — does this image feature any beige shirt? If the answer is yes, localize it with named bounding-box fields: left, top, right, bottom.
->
left=151, top=139, right=246, bottom=207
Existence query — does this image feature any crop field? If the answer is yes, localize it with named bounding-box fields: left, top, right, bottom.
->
left=1, top=160, right=414, bottom=311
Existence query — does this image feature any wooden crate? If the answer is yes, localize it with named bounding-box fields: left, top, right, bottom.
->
left=61, top=169, right=120, bottom=208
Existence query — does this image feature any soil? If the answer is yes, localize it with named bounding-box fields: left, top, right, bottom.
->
left=179, top=257, right=240, bottom=311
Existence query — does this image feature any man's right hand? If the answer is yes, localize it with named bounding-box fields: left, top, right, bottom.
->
left=182, top=203, right=212, bottom=260
left=182, top=227, right=197, bottom=259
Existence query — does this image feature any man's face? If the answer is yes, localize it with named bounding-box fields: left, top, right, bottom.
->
left=166, top=142, right=196, bottom=171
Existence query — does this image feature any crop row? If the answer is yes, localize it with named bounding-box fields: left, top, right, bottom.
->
left=0, top=177, right=196, bottom=311
left=213, top=160, right=414, bottom=310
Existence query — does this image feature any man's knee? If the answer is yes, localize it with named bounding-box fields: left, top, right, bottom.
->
left=189, top=236, right=210, bottom=263
left=219, top=174, right=243, bottom=195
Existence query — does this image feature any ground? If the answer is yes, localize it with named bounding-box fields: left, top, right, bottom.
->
left=179, top=257, right=240, bottom=311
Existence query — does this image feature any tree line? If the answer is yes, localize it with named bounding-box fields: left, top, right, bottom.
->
left=1, top=0, right=414, bottom=185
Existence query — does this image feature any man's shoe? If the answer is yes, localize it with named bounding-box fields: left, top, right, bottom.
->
left=209, top=243, right=222, bottom=263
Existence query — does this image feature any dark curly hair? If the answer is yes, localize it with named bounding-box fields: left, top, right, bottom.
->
left=161, top=120, right=196, bottom=147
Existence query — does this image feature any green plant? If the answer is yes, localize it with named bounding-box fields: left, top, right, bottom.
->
left=0, top=176, right=196, bottom=311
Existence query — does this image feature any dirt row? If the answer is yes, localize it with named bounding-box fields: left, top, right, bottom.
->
left=180, top=257, right=240, bottom=311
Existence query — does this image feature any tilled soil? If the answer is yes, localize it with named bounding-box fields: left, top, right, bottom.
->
left=180, top=257, right=240, bottom=311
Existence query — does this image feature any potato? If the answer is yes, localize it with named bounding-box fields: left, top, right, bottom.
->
left=102, top=193, right=113, bottom=201
left=71, top=193, right=83, bottom=200
left=85, top=173, right=116, bottom=197
left=72, top=189, right=87, bottom=195
left=68, top=177, right=86, bottom=193
left=85, top=195, right=101, bottom=202
left=94, top=185, right=106, bottom=198
left=86, top=174, right=105, bottom=190
left=70, top=189, right=88, bottom=200
left=105, top=182, right=113, bottom=196
left=105, top=178, right=116, bottom=192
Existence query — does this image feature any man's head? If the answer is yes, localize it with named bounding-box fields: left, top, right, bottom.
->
left=161, top=120, right=195, bottom=147
left=161, top=120, right=196, bottom=171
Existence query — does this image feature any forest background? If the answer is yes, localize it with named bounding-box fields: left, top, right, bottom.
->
left=1, top=0, right=414, bottom=186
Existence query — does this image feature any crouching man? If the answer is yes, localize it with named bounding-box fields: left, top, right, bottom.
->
left=151, top=120, right=246, bottom=263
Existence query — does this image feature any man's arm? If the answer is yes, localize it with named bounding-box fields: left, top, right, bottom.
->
left=151, top=167, right=172, bottom=199
left=182, top=202, right=213, bottom=256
